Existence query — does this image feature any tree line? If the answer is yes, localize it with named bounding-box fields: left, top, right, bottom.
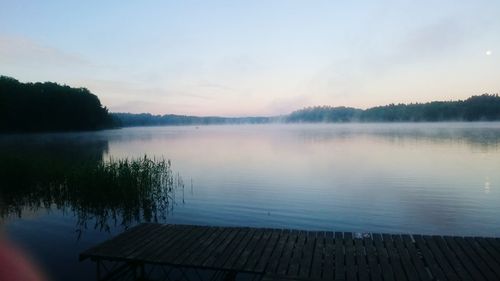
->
left=112, top=112, right=272, bottom=126
left=285, top=94, right=500, bottom=123
left=0, top=76, right=114, bottom=132
left=2, top=75, right=500, bottom=131
left=114, top=94, right=500, bottom=126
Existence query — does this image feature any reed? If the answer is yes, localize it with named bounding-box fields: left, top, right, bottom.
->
left=0, top=155, right=184, bottom=234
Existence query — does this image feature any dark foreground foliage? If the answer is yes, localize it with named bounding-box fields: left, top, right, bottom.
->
left=0, top=75, right=114, bottom=132
left=0, top=154, right=183, bottom=235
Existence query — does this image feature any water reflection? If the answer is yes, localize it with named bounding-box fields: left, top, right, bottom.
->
left=282, top=123, right=500, bottom=150
left=0, top=138, right=183, bottom=237
left=1, top=122, right=500, bottom=237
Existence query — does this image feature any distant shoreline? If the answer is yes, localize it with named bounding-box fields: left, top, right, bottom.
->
left=2, top=75, right=500, bottom=132
left=113, top=94, right=500, bottom=127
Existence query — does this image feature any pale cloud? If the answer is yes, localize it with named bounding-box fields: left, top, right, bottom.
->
left=291, top=18, right=477, bottom=109
left=266, top=94, right=313, bottom=115
left=0, top=34, right=88, bottom=67
left=1, top=1, right=499, bottom=115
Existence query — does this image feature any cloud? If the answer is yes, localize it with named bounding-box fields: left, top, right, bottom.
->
left=296, top=18, right=470, bottom=104
left=266, top=94, right=313, bottom=114
left=0, top=34, right=89, bottom=67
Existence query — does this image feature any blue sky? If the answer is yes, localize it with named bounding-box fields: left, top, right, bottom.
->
left=1, top=0, right=499, bottom=116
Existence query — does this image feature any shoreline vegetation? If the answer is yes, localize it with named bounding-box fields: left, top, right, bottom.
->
left=0, top=154, right=183, bottom=234
left=114, top=94, right=500, bottom=126
left=2, top=75, right=500, bottom=132
left=0, top=76, right=114, bottom=132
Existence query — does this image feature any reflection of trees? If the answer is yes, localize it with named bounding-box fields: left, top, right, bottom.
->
left=292, top=124, right=500, bottom=150
left=0, top=139, right=182, bottom=238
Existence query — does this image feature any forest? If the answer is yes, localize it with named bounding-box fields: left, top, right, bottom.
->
left=115, top=94, right=500, bottom=126
left=112, top=113, right=272, bottom=126
left=284, top=94, right=500, bottom=123
left=2, top=75, right=500, bottom=131
left=0, top=76, right=114, bottom=132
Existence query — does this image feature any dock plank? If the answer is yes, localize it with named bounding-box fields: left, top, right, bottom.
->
left=80, top=223, right=500, bottom=281
left=309, top=232, right=324, bottom=280
left=288, top=231, right=307, bottom=277
left=331, top=232, right=342, bottom=281
left=243, top=229, right=273, bottom=272
left=234, top=229, right=266, bottom=271
left=392, top=234, right=418, bottom=281
left=264, top=230, right=290, bottom=274
left=432, top=235, right=472, bottom=281
left=465, top=237, right=500, bottom=279
left=254, top=229, right=282, bottom=273
left=276, top=230, right=299, bottom=276
left=363, top=235, right=382, bottom=281
left=383, top=233, right=407, bottom=281
left=222, top=228, right=258, bottom=270
left=354, top=236, right=369, bottom=281
left=401, top=235, right=431, bottom=281
left=202, top=228, right=241, bottom=269
left=373, top=233, right=394, bottom=281
left=454, top=236, right=496, bottom=281
left=298, top=231, right=316, bottom=279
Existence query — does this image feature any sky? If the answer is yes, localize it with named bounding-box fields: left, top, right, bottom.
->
left=1, top=0, right=499, bottom=116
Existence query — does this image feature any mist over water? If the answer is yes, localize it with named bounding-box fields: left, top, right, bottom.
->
left=1, top=122, right=500, bottom=280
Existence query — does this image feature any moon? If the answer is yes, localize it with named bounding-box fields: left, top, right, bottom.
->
left=486, top=50, right=492, bottom=56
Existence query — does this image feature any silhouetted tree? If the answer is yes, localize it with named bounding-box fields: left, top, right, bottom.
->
left=0, top=76, right=115, bottom=132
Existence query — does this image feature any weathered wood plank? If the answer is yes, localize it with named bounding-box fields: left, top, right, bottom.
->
left=186, top=227, right=229, bottom=266
left=202, top=228, right=241, bottom=269
left=454, top=236, right=496, bottom=281
left=363, top=235, right=382, bottom=281
left=320, top=231, right=334, bottom=281
left=276, top=230, right=299, bottom=276
left=254, top=229, right=283, bottom=273
left=81, top=223, right=500, bottom=281
left=331, top=232, right=341, bottom=281
left=222, top=228, right=258, bottom=270
left=485, top=238, right=500, bottom=255
left=354, top=236, right=369, bottom=281
left=176, top=227, right=226, bottom=265
left=344, top=232, right=356, bottom=281
left=417, top=235, right=454, bottom=281
left=234, top=229, right=266, bottom=271
left=243, top=228, right=273, bottom=272
left=288, top=231, right=307, bottom=277
left=298, top=231, right=316, bottom=279
left=432, top=235, right=472, bottom=281
left=475, top=238, right=500, bottom=277
left=383, top=233, right=407, bottom=281
left=392, top=234, right=418, bottom=281
left=211, top=227, right=251, bottom=269
left=309, top=231, right=324, bottom=280
left=264, top=229, right=290, bottom=274
left=80, top=223, right=154, bottom=259
left=401, top=235, right=431, bottom=281
left=86, top=223, right=158, bottom=259
left=124, top=224, right=176, bottom=260
left=136, top=224, right=197, bottom=262
left=464, top=237, right=500, bottom=279
left=443, top=236, right=485, bottom=280
left=373, top=233, right=394, bottom=281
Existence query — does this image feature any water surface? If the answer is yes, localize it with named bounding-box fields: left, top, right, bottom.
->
left=1, top=123, right=500, bottom=280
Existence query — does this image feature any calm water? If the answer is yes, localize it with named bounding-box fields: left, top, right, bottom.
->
left=1, top=123, right=500, bottom=280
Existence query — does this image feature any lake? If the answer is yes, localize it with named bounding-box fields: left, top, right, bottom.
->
left=1, top=123, right=500, bottom=280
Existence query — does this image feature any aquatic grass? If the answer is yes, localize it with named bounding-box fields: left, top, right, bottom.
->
left=0, top=155, right=184, bottom=234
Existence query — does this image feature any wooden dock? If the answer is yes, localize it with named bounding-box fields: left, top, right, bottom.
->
left=80, top=223, right=500, bottom=281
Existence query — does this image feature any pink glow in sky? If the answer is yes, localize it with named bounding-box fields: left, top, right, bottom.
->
left=1, top=1, right=499, bottom=116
